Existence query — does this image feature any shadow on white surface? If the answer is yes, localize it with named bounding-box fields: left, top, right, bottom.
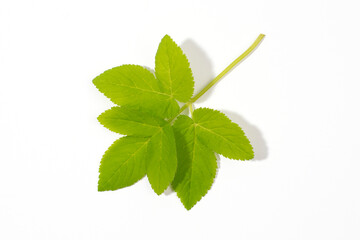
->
left=164, top=185, right=175, bottom=196
left=222, top=110, right=268, bottom=161
left=181, top=39, right=215, bottom=103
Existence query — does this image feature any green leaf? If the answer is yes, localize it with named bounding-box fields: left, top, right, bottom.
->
left=93, top=34, right=265, bottom=209
left=146, top=124, right=177, bottom=195
left=93, top=64, right=179, bottom=118
left=155, top=35, right=194, bottom=103
left=97, top=106, right=165, bottom=137
left=98, top=136, right=149, bottom=191
left=98, top=112, right=178, bottom=194
left=193, top=108, right=254, bottom=160
left=172, top=115, right=217, bottom=210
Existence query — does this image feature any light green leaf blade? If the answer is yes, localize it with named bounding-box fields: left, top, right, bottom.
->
left=97, top=106, right=165, bottom=137
left=98, top=136, right=149, bottom=191
left=193, top=108, right=254, bottom=160
left=155, top=35, right=194, bottom=103
left=172, top=115, right=217, bottom=210
left=93, top=64, right=179, bottom=118
left=146, top=124, right=177, bottom=195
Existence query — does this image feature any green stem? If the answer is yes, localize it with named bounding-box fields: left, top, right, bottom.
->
left=190, top=33, right=265, bottom=103
left=189, top=103, right=194, bottom=117
left=168, top=33, right=265, bottom=123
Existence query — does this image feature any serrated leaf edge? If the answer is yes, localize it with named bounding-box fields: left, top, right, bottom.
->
left=194, top=107, right=254, bottom=160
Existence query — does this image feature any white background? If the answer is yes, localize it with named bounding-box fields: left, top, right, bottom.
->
left=1, top=0, right=359, bottom=239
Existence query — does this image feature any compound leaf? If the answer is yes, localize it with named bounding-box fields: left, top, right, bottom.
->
left=155, top=35, right=194, bottom=103
left=193, top=108, right=254, bottom=160
left=172, top=115, right=217, bottom=210
left=93, top=34, right=262, bottom=210
left=97, top=106, right=165, bottom=137
left=98, top=136, right=149, bottom=191
left=146, top=124, right=177, bottom=195
left=93, top=64, right=179, bottom=118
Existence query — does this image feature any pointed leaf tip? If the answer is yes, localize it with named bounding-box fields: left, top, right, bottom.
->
left=155, top=34, right=194, bottom=103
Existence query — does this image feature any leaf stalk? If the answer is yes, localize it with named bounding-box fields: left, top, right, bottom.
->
left=168, top=33, right=265, bottom=123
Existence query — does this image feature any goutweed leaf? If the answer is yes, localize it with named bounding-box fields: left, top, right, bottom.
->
left=155, top=35, right=194, bottom=102
left=147, top=124, right=177, bottom=195
left=193, top=108, right=254, bottom=160
left=98, top=106, right=165, bottom=137
left=93, top=34, right=264, bottom=210
left=93, top=64, right=179, bottom=118
left=98, top=136, right=149, bottom=191
left=172, top=115, right=217, bottom=210
left=97, top=107, right=178, bottom=195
